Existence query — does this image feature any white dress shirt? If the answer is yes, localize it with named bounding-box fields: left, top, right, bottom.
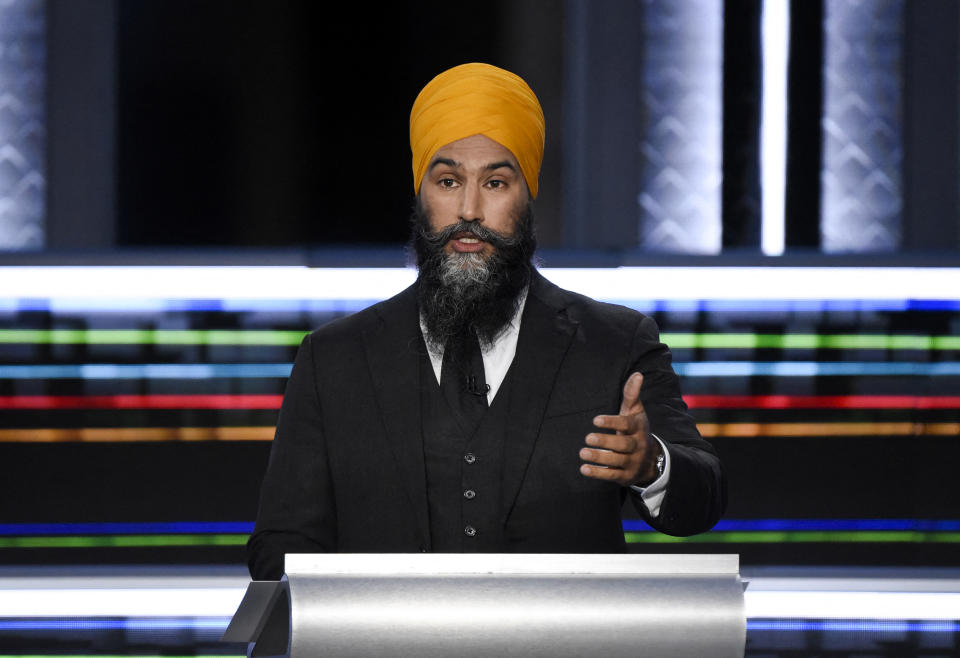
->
left=419, top=289, right=670, bottom=517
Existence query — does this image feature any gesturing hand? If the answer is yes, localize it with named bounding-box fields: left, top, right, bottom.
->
left=579, top=372, right=663, bottom=487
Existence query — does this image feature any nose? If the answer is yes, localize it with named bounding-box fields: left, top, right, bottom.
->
left=458, top=180, right=483, bottom=223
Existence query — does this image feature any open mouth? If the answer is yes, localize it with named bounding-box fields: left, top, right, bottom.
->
left=450, top=232, right=485, bottom=253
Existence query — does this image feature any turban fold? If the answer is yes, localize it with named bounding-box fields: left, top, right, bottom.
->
left=410, top=63, right=545, bottom=198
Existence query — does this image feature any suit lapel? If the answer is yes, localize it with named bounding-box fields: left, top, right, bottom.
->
left=362, top=284, right=430, bottom=545
left=501, top=271, right=578, bottom=521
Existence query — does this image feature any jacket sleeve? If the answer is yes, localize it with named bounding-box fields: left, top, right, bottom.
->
left=627, top=315, right=727, bottom=536
left=247, top=334, right=337, bottom=580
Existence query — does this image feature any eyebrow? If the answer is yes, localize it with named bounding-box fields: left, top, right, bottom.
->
left=428, top=157, right=459, bottom=171
left=484, top=161, right=517, bottom=173
left=427, top=158, right=518, bottom=173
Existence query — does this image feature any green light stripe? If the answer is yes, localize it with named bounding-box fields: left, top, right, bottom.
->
left=5, top=532, right=960, bottom=548
left=0, top=329, right=307, bottom=346
left=624, top=531, right=960, bottom=544
left=661, top=333, right=960, bottom=350
left=0, top=534, right=248, bottom=548
left=0, top=329, right=958, bottom=349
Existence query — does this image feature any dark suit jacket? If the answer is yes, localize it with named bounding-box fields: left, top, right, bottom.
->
left=247, top=270, right=725, bottom=580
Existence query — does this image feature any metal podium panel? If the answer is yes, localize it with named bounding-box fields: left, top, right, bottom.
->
left=229, top=554, right=745, bottom=658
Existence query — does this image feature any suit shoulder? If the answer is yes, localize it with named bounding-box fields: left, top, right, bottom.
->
left=543, top=279, right=653, bottom=330
left=306, top=284, right=416, bottom=346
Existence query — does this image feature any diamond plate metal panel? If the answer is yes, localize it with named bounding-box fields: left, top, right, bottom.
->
left=0, top=0, right=45, bottom=250
left=638, top=0, right=723, bottom=253
left=822, top=0, right=903, bottom=252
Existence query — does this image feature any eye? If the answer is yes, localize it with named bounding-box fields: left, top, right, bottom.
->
left=438, top=177, right=458, bottom=189
left=487, top=179, right=505, bottom=189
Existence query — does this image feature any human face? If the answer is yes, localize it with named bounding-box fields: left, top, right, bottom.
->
left=418, top=134, right=530, bottom=259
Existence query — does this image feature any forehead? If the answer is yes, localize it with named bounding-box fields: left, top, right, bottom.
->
left=430, top=134, right=521, bottom=168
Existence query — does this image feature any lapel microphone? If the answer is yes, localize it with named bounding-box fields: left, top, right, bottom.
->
left=466, top=374, right=490, bottom=397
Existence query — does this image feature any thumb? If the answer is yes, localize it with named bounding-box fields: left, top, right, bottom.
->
left=620, top=372, right=644, bottom=416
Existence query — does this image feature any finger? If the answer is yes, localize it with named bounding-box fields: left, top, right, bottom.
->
left=620, top=372, right=644, bottom=416
left=593, top=414, right=640, bottom=435
left=580, top=463, right=629, bottom=481
left=579, top=446, right=631, bottom=468
left=585, top=432, right=638, bottom=454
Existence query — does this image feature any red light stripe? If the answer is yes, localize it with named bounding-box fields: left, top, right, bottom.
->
left=684, top=395, right=960, bottom=409
left=0, top=395, right=283, bottom=410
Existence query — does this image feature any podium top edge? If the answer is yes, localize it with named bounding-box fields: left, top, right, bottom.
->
left=284, top=553, right=740, bottom=576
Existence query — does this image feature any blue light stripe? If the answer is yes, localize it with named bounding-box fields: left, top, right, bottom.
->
left=623, top=519, right=960, bottom=532
left=0, top=617, right=231, bottom=632
left=0, top=364, right=293, bottom=380
left=674, top=362, right=960, bottom=377
left=0, top=522, right=255, bottom=536
left=3, top=298, right=960, bottom=315
left=3, top=298, right=385, bottom=314
left=5, top=519, right=959, bottom=537
left=747, top=619, right=960, bottom=633
left=2, top=362, right=958, bottom=380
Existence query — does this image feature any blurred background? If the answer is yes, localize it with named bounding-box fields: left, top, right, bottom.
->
left=1, top=0, right=959, bottom=655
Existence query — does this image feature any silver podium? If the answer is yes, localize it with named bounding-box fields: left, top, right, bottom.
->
left=224, top=553, right=745, bottom=657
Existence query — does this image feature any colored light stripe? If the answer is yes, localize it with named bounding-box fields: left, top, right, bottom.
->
left=5, top=532, right=958, bottom=548
left=9, top=519, right=957, bottom=538
left=12, top=298, right=960, bottom=314
left=5, top=266, right=960, bottom=301
left=684, top=394, right=960, bottom=409
left=623, top=519, right=960, bottom=532
left=3, top=329, right=957, bottom=350
left=0, top=653, right=247, bottom=658
left=747, top=619, right=960, bottom=633
left=2, top=422, right=956, bottom=443
left=0, top=364, right=292, bottom=379
left=0, top=534, right=248, bottom=548
left=0, top=522, right=255, bottom=536
left=2, top=361, right=959, bottom=380
left=0, top=427, right=274, bottom=442
left=0, top=618, right=231, bottom=632
left=0, top=588, right=246, bottom=617
left=696, top=422, right=960, bottom=437
left=662, top=332, right=960, bottom=350
left=624, top=531, right=960, bottom=544
left=0, top=395, right=283, bottom=410
left=0, top=329, right=307, bottom=346
left=745, top=591, right=960, bottom=621
left=675, top=361, right=960, bottom=377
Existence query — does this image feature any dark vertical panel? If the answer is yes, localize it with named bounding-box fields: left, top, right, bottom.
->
left=46, top=0, right=117, bottom=249
left=562, top=0, right=641, bottom=248
left=903, top=0, right=960, bottom=251
left=784, top=0, right=823, bottom=249
left=722, top=0, right=762, bottom=249
left=498, top=0, right=564, bottom=247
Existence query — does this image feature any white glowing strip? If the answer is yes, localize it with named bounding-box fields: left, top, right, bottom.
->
left=2, top=585, right=959, bottom=620
left=760, top=0, right=790, bottom=256
left=543, top=267, right=960, bottom=301
left=0, top=266, right=417, bottom=301
left=2, top=266, right=960, bottom=302
left=745, top=590, right=960, bottom=620
left=0, top=587, right=247, bottom=617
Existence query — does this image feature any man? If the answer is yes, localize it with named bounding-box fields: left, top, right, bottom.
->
left=247, top=63, right=725, bottom=580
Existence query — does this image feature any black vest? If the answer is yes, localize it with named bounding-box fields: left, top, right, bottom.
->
left=420, top=346, right=513, bottom=552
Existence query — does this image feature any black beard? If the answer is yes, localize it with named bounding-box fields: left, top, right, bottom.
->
left=410, top=198, right=537, bottom=351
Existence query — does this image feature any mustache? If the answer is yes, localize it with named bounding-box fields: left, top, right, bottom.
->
left=417, top=219, right=522, bottom=251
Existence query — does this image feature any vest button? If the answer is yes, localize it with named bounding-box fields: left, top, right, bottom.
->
left=463, top=489, right=476, bottom=500
left=464, top=525, right=477, bottom=537
left=464, top=453, right=477, bottom=464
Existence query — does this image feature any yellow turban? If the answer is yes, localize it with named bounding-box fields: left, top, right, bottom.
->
left=410, top=63, right=545, bottom=198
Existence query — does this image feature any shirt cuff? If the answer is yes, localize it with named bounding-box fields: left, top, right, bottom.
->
left=629, top=434, right=671, bottom=518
